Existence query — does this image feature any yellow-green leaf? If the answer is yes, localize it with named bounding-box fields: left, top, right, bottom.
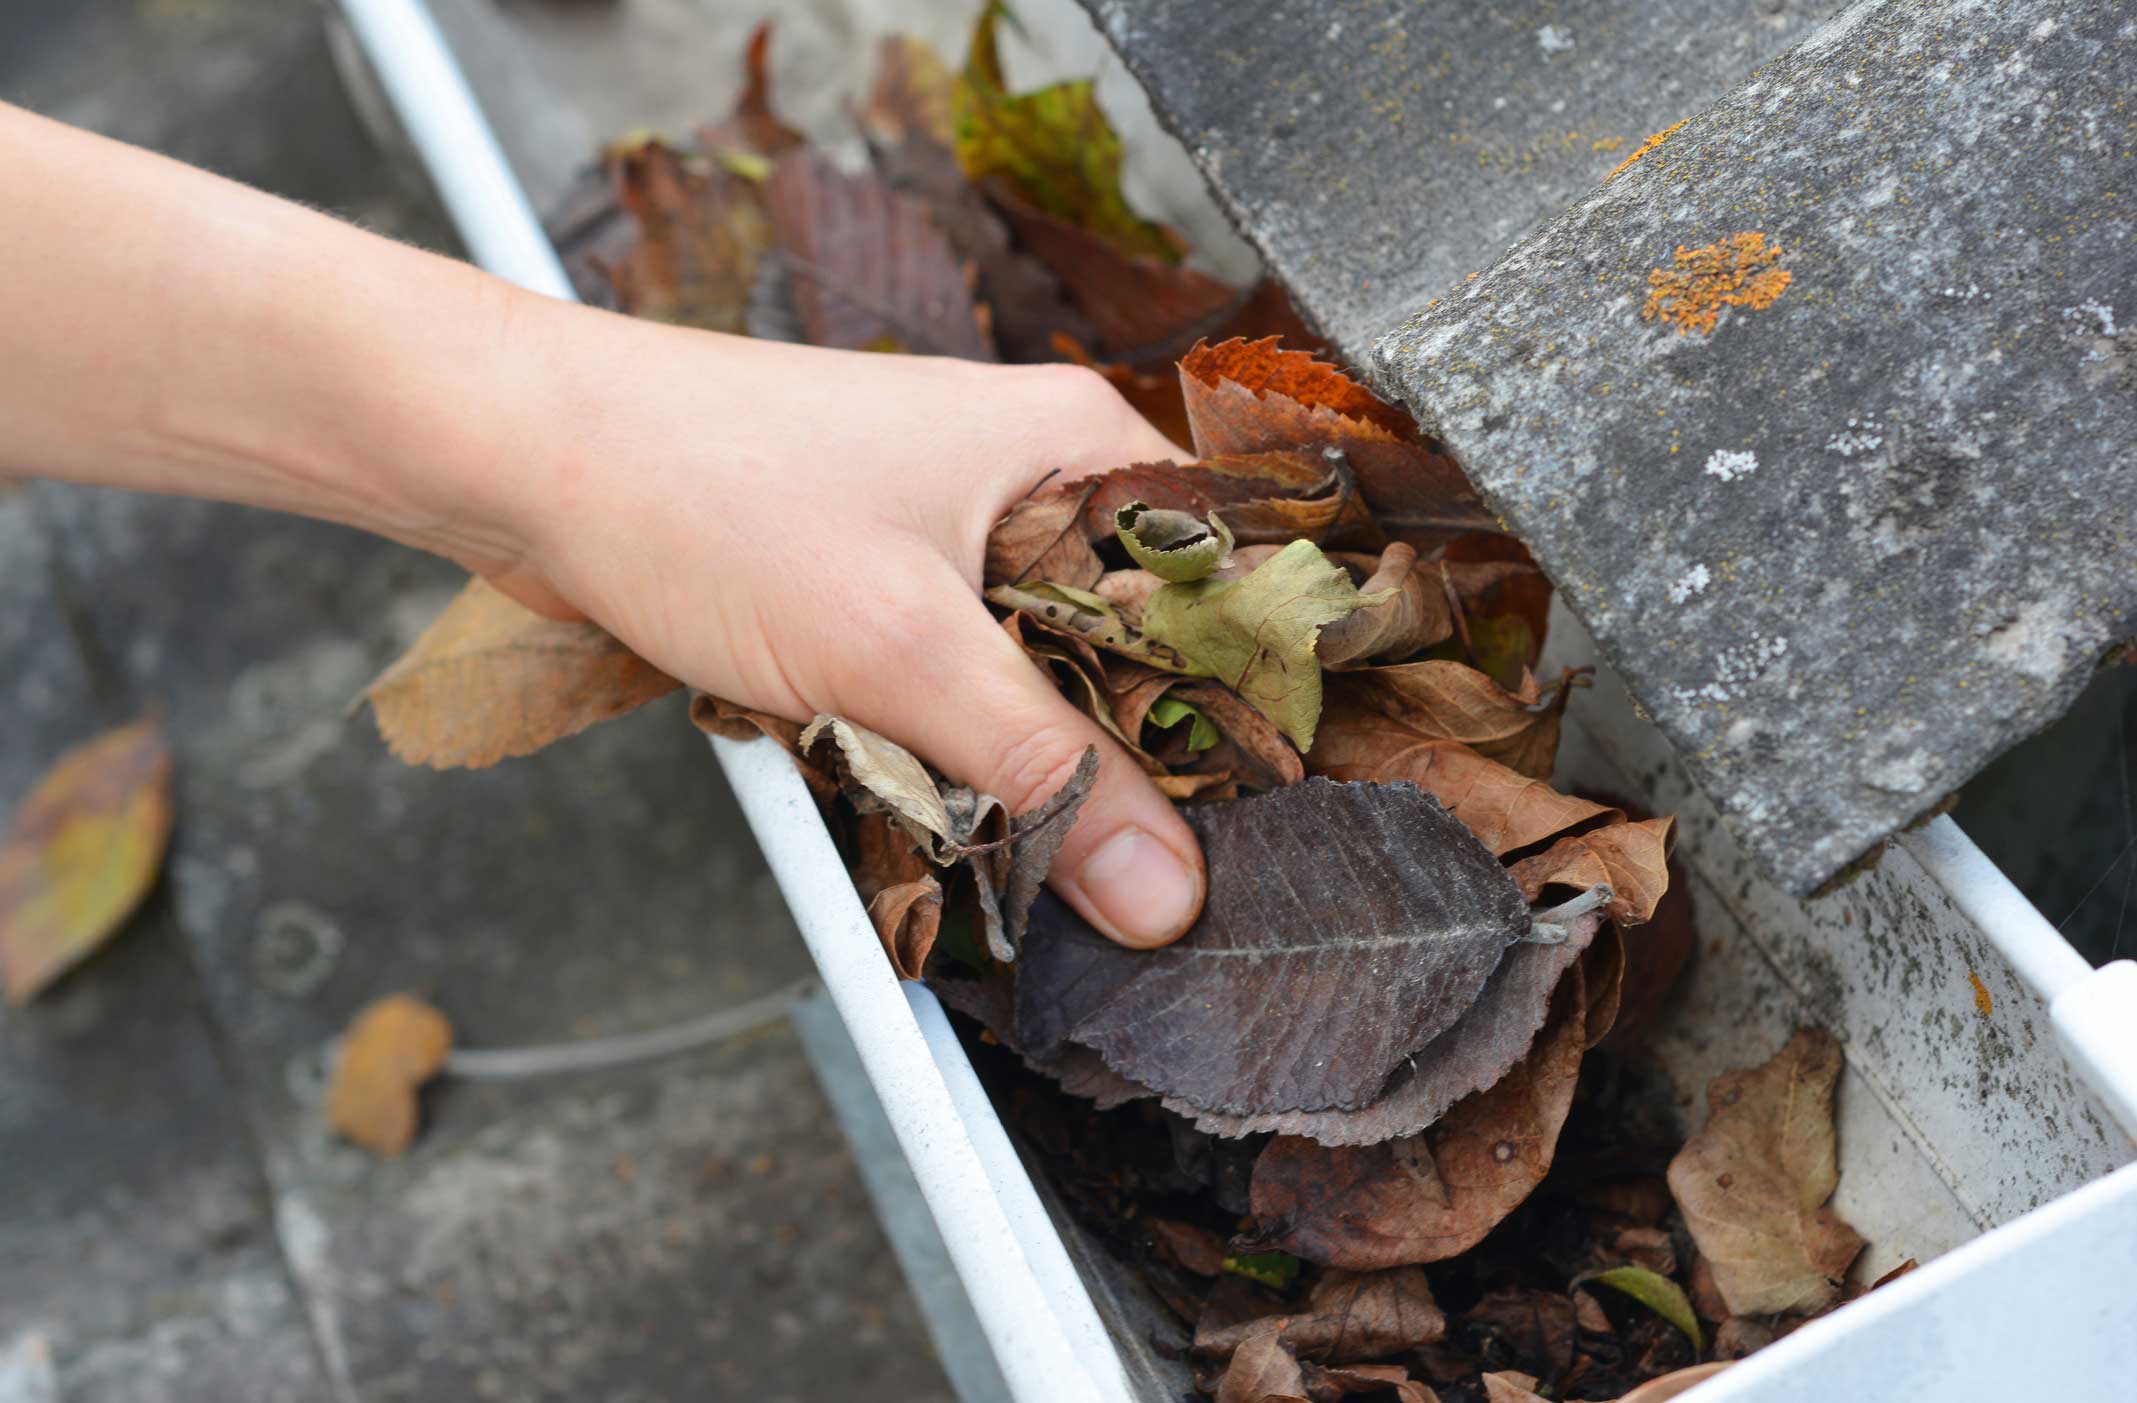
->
left=953, top=4, right=1178, bottom=263
left=1586, top=1265, right=1704, bottom=1353
left=1142, top=539, right=1381, bottom=751
left=1115, top=501, right=1233, bottom=582
left=0, top=716, right=173, bottom=1003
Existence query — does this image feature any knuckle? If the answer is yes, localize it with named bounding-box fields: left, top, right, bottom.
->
left=985, top=722, right=1099, bottom=817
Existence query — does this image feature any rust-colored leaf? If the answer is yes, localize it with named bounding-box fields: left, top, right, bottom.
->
left=325, top=994, right=453, bottom=1158
left=853, top=813, right=944, bottom=981
left=1248, top=969, right=1587, bottom=1267
left=0, top=717, right=173, bottom=1002
left=1666, top=1029, right=1866, bottom=1317
left=687, top=692, right=838, bottom=806
left=764, top=149, right=994, bottom=359
left=992, top=186, right=1236, bottom=355
left=1178, top=338, right=1496, bottom=546
left=1320, top=662, right=1574, bottom=779
left=365, top=578, right=678, bottom=769
left=1016, top=780, right=1530, bottom=1116
left=598, top=137, right=771, bottom=333
left=1216, top=1324, right=1309, bottom=1403
left=1479, top=1373, right=1548, bottom=1403
left=698, top=22, right=805, bottom=162
left=1197, top=1267, right=1447, bottom=1363
left=1509, top=817, right=1677, bottom=926
left=1307, top=732, right=1615, bottom=856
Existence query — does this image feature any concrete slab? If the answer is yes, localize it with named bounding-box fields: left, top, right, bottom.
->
left=1375, top=0, right=2137, bottom=893
left=1078, top=0, right=1815, bottom=360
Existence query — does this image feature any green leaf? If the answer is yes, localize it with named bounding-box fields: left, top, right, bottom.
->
left=1585, top=1266, right=1704, bottom=1354
left=953, top=4, right=1178, bottom=263
left=1142, top=539, right=1382, bottom=752
left=1147, top=696, right=1219, bottom=751
left=1115, top=501, right=1233, bottom=582
left=1220, top=1250, right=1301, bottom=1290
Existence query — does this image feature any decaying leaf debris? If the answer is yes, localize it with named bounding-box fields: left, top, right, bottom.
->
left=351, top=17, right=1881, bottom=1396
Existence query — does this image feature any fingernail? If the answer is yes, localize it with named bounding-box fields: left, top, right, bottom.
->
left=1072, top=827, right=1203, bottom=948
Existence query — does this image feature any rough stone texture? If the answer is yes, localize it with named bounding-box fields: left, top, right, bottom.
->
left=1375, top=0, right=2137, bottom=893
left=1079, top=0, right=1815, bottom=360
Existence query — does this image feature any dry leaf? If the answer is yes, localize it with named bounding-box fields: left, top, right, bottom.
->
left=697, top=22, right=805, bottom=162
left=1175, top=911, right=1601, bottom=1145
left=1323, top=662, right=1573, bottom=780
left=686, top=692, right=838, bottom=806
left=1248, top=969, right=1587, bottom=1267
left=1666, top=1028, right=1866, bottom=1317
left=1017, top=779, right=1531, bottom=1116
left=764, top=148, right=994, bottom=359
left=993, top=188, right=1237, bottom=354
left=0, top=716, right=173, bottom=1002
left=1307, top=731, right=1617, bottom=857
left=801, top=715, right=960, bottom=857
left=598, top=137, right=771, bottom=332
left=1198, top=1268, right=1447, bottom=1363
left=987, top=483, right=1106, bottom=589
left=366, top=578, right=678, bottom=769
left=1178, top=338, right=1496, bottom=546
left=325, top=994, right=453, bottom=1157
left=1466, top=1288, right=1576, bottom=1382
left=1613, top=1362, right=1733, bottom=1402
left=1510, top=817, right=1677, bottom=926
left=1116, top=501, right=1234, bottom=582
left=1148, top=1218, right=1229, bottom=1276
left=1217, top=1325, right=1309, bottom=1403
left=1144, top=540, right=1382, bottom=751
left=1479, top=1373, right=1548, bottom=1403
left=853, top=813, right=944, bottom=980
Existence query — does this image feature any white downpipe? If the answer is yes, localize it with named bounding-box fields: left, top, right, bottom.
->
left=332, top=3, right=1128, bottom=1397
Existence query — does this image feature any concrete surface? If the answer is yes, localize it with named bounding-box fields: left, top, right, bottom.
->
left=1373, top=0, right=2137, bottom=894
left=0, top=4, right=955, bottom=1400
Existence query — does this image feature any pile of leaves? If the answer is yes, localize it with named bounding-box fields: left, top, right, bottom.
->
left=334, top=15, right=1888, bottom=1397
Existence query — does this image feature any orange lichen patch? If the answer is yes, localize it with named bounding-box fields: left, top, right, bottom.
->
left=1968, top=970, right=1993, bottom=1018
left=1606, top=119, right=1686, bottom=180
left=1641, top=232, right=1793, bottom=336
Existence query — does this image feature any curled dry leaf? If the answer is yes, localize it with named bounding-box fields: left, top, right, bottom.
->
left=801, top=715, right=960, bottom=857
left=1017, top=779, right=1531, bottom=1116
left=1479, top=1373, right=1548, bottom=1403
left=1177, top=338, right=1496, bottom=546
left=853, top=814, right=943, bottom=980
left=598, top=136, right=772, bottom=332
left=0, top=716, right=173, bottom=1003
left=1216, top=1325, right=1309, bottom=1403
left=687, top=692, right=839, bottom=806
left=1321, top=662, right=1575, bottom=781
left=1177, top=911, right=1601, bottom=1145
left=697, top=22, right=805, bottom=162
left=1307, top=730, right=1618, bottom=857
left=1248, top=968, right=1587, bottom=1267
left=1666, top=1028, right=1866, bottom=1317
left=1613, top=1362, right=1733, bottom=1403
left=1144, top=539, right=1385, bottom=752
left=1116, top=501, right=1234, bottom=582
left=988, top=582, right=1194, bottom=673
left=1510, top=817, right=1677, bottom=926
left=325, top=994, right=454, bottom=1158
left=763, top=148, right=995, bottom=359
left=365, top=578, right=678, bottom=769
left=1198, top=1267, right=1447, bottom=1364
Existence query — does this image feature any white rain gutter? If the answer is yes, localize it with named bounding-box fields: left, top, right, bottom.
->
left=330, top=4, right=1130, bottom=1399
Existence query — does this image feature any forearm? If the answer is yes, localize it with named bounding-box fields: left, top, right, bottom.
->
left=0, top=101, right=557, bottom=567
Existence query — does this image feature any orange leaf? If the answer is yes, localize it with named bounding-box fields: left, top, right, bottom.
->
left=1306, top=732, right=1616, bottom=856
left=365, top=578, right=678, bottom=769
left=1509, top=816, right=1677, bottom=925
left=325, top=994, right=454, bottom=1157
left=0, top=716, right=173, bottom=1003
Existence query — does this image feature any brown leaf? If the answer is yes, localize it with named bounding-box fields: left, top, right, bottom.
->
left=1249, top=968, right=1587, bottom=1267
left=860, top=34, right=954, bottom=147
left=1175, top=912, right=1601, bottom=1145
left=1307, top=731, right=1616, bottom=856
left=1603, top=841, right=1698, bottom=1050
left=801, top=715, right=966, bottom=858
left=1016, top=779, right=1531, bottom=1116
left=697, top=22, right=805, bottom=162
left=1147, top=1218, right=1229, bottom=1276
left=0, top=717, right=173, bottom=1002
left=1195, top=1267, right=1447, bottom=1363
left=686, top=693, right=838, bottom=806
left=999, top=746, right=1099, bottom=955
left=986, top=484, right=1106, bottom=590
left=366, top=579, right=678, bottom=769
left=598, top=137, right=771, bottom=332
left=853, top=814, right=943, bottom=980
left=1466, top=1288, right=1577, bottom=1382
left=1666, top=1028, right=1866, bottom=1317
left=1316, top=544, right=1444, bottom=667
left=994, top=186, right=1237, bottom=355
left=1321, top=662, right=1573, bottom=780
left=764, top=150, right=994, bottom=359
left=1613, top=1362, right=1733, bottom=1403
left=1300, top=1362, right=1432, bottom=1402
left=1218, top=1324, right=1310, bottom=1403
left=1178, top=338, right=1497, bottom=546
left=1121, top=677, right=1305, bottom=794
left=1509, top=817, right=1677, bottom=926
left=325, top=994, right=453, bottom=1157
left=1479, top=1373, right=1548, bottom=1403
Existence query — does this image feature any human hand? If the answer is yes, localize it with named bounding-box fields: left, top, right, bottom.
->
left=457, top=306, right=1208, bottom=949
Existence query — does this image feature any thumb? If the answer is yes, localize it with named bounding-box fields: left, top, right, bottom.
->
left=867, top=599, right=1206, bottom=950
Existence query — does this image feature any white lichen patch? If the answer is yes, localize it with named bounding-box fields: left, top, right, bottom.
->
left=1827, top=417, right=1884, bottom=457
left=1536, top=24, right=1575, bottom=54
left=1670, top=634, right=1790, bottom=706
left=2062, top=300, right=2118, bottom=336
left=1667, top=564, right=1712, bottom=604
left=1704, top=448, right=1758, bottom=481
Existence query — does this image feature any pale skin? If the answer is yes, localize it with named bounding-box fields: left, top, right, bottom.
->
left=0, top=102, right=1207, bottom=948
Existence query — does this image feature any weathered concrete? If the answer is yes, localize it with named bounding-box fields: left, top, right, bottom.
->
left=1079, top=0, right=1815, bottom=359
left=1374, top=0, right=2137, bottom=893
